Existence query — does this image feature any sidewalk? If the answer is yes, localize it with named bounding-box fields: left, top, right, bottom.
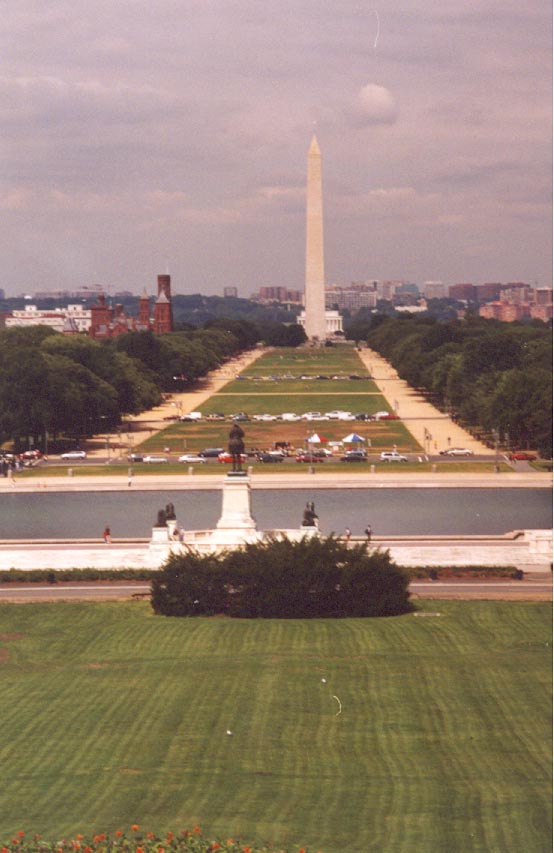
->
left=358, top=347, right=493, bottom=455
left=0, top=470, right=550, bottom=493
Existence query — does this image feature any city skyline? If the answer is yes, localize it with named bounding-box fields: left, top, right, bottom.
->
left=1, top=2, right=551, bottom=297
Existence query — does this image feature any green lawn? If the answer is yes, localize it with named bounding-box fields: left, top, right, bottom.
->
left=239, top=346, right=367, bottom=376
left=0, top=602, right=551, bottom=852
left=200, top=393, right=388, bottom=417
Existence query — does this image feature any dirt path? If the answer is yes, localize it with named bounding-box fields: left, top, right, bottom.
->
left=86, top=347, right=265, bottom=459
left=357, top=347, right=493, bottom=455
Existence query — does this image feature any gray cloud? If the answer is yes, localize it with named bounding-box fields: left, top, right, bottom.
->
left=0, top=0, right=550, bottom=295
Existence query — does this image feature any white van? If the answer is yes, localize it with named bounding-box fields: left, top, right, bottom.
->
left=180, top=411, right=203, bottom=421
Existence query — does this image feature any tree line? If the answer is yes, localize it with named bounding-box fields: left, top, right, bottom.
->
left=366, top=315, right=552, bottom=457
left=0, top=324, right=233, bottom=451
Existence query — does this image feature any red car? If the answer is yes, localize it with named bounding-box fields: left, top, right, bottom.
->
left=509, top=451, right=537, bottom=461
left=217, top=452, right=247, bottom=464
left=20, top=449, right=43, bottom=460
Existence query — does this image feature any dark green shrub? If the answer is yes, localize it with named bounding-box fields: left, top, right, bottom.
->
left=151, top=536, right=414, bottom=618
left=151, top=551, right=227, bottom=616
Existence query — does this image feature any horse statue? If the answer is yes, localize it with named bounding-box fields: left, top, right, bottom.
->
left=228, top=422, right=245, bottom=472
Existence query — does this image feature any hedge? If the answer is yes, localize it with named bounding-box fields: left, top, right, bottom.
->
left=151, top=536, right=413, bottom=618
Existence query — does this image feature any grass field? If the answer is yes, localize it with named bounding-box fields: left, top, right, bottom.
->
left=132, top=345, right=422, bottom=455
left=0, top=601, right=551, bottom=852
left=238, top=347, right=367, bottom=376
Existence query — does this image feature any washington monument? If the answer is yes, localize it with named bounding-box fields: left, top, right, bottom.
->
left=304, top=135, right=327, bottom=340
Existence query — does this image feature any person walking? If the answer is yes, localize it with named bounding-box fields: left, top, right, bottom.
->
left=127, top=467, right=134, bottom=487
left=365, top=524, right=372, bottom=544
left=103, top=526, right=112, bottom=543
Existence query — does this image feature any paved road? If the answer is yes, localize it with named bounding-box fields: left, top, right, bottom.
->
left=0, top=578, right=550, bottom=602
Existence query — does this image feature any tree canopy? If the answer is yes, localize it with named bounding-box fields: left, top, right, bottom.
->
left=367, top=315, right=552, bottom=456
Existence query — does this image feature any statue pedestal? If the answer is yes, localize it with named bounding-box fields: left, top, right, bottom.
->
left=149, top=524, right=172, bottom=559
left=216, top=474, right=256, bottom=531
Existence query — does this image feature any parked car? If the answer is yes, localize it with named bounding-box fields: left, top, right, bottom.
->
left=180, top=411, right=203, bottom=421
left=178, top=454, right=207, bottom=464
left=439, top=448, right=474, bottom=456
left=340, top=451, right=368, bottom=462
left=378, top=413, right=400, bottom=420
left=199, top=447, right=224, bottom=458
left=280, top=413, right=301, bottom=421
left=206, top=413, right=226, bottom=421
left=21, top=449, right=43, bottom=460
left=257, top=452, right=284, bottom=463
left=252, top=414, right=277, bottom=421
left=380, top=451, right=408, bottom=462
left=128, top=453, right=144, bottom=462
left=354, top=413, right=370, bottom=420
left=509, top=451, right=537, bottom=461
left=301, top=412, right=329, bottom=421
left=60, top=450, right=87, bottom=460
left=143, top=455, right=168, bottom=463
left=295, top=453, right=324, bottom=463
left=218, top=452, right=248, bottom=464
left=373, top=411, right=391, bottom=420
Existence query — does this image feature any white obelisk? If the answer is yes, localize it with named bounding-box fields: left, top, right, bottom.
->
left=304, top=135, right=327, bottom=341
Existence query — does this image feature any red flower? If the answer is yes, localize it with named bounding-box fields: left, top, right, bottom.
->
left=115, top=831, right=122, bottom=838
left=193, top=826, right=200, bottom=835
left=131, top=825, right=139, bottom=832
left=136, top=848, right=144, bottom=853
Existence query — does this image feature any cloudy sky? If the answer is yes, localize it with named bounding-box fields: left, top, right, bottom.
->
left=1, top=1, right=551, bottom=297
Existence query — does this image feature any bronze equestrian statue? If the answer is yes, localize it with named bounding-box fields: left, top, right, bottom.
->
left=228, top=422, right=245, bottom=472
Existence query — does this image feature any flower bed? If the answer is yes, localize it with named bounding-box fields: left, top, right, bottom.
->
left=0, top=829, right=320, bottom=853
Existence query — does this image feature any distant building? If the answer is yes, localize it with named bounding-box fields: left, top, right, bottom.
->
left=377, top=280, right=403, bottom=300
left=32, top=284, right=105, bottom=301
left=422, top=281, right=446, bottom=299
left=5, top=304, right=91, bottom=334
left=449, top=283, right=475, bottom=301
left=325, top=287, right=377, bottom=311
left=475, top=283, right=502, bottom=302
left=89, top=275, right=174, bottom=339
left=255, top=286, right=303, bottom=304
left=478, top=285, right=552, bottom=322
left=223, top=286, right=238, bottom=298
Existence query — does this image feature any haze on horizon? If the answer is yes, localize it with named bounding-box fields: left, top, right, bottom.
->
left=1, top=1, right=551, bottom=297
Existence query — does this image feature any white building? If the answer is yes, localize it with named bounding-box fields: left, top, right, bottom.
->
left=5, top=304, right=91, bottom=334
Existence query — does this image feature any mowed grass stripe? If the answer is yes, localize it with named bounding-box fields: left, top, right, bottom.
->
left=0, top=603, right=551, bottom=852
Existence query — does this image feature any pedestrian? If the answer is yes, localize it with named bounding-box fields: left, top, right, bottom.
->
left=127, top=467, right=134, bottom=487
left=103, top=526, right=111, bottom=543
left=345, top=527, right=351, bottom=544
left=365, top=524, right=372, bottom=543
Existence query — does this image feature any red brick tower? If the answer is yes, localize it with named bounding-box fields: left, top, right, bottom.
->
left=89, top=293, right=113, bottom=338
left=157, top=274, right=173, bottom=331
left=139, top=289, right=151, bottom=328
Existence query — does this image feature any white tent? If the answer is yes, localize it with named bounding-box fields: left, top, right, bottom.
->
left=342, top=432, right=365, bottom=443
left=306, top=432, right=327, bottom=443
